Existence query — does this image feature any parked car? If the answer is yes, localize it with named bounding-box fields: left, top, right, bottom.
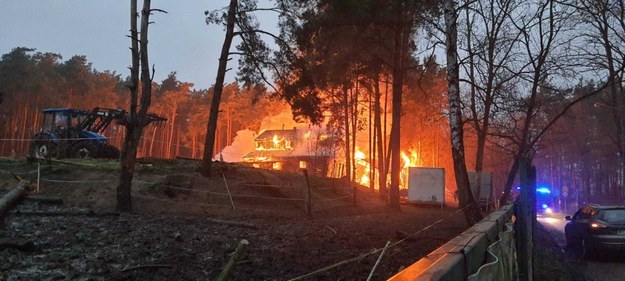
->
left=565, top=204, right=625, bottom=258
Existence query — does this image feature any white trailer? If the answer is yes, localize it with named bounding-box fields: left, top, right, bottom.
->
left=468, top=171, right=493, bottom=209
left=407, top=167, right=445, bottom=208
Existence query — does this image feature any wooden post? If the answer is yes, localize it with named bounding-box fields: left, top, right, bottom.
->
left=367, top=241, right=391, bottom=281
left=36, top=163, right=40, bottom=193
left=303, top=168, right=311, bottom=216
left=216, top=239, right=249, bottom=281
left=221, top=173, right=236, bottom=211
left=517, top=157, right=535, bottom=281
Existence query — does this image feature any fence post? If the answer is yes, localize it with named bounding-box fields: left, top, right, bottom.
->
left=303, top=168, right=311, bottom=216
left=517, top=157, right=536, bottom=281
left=37, top=162, right=40, bottom=193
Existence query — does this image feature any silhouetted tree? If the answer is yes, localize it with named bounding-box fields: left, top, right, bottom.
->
left=116, top=0, right=165, bottom=212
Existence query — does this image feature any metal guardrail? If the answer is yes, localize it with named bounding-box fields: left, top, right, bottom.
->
left=388, top=204, right=514, bottom=281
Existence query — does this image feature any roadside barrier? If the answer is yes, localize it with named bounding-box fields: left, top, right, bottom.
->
left=388, top=204, right=516, bottom=281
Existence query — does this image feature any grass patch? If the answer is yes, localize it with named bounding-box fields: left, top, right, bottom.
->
left=534, top=222, right=586, bottom=281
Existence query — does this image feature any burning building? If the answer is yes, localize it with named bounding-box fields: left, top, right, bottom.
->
left=241, top=127, right=333, bottom=176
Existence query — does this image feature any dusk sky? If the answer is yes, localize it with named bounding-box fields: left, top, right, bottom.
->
left=0, top=1, right=279, bottom=90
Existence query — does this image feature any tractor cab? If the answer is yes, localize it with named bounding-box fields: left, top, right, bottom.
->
left=31, top=107, right=165, bottom=159
left=41, top=108, right=93, bottom=140
left=31, top=108, right=119, bottom=159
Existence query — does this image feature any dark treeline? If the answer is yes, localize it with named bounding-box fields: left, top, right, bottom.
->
left=0, top=43, right=622, bottom=205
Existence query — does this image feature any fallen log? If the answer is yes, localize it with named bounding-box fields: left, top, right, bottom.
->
left=0, top=180, right=30, bottom=219
left=206, top=218, right=257, bottom=229
left=24, top=196, right=64, bottom=204
left=0, top=240, right=37, bottom=252
left=120, top=264, right=173, bottom=272
left=12, top=210, right=120, bottom=217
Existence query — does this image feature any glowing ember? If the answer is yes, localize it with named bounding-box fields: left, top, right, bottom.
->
left=272, top=162, right=283, bottom=170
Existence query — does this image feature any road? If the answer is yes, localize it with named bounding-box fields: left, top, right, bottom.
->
left=538, top=214, right=625, bottom=281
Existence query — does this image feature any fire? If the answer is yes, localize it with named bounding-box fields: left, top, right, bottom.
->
left=400, top=149, right=420, bottom=188
left=256, top=134, right=293, bottom=151
left=401, top=149, right=419, bottom=168
left=272, top=134, right=280, bottom=147
left=361, top=173, right=370, bottom=185
left=354, top=147, right=373, bottom=186
left=354, top=149, right=366, bottom=161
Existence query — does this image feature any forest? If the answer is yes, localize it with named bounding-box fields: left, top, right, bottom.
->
left=1, top=0, right=625, bottom=211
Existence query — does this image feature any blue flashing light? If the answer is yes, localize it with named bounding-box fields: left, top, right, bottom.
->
left=541, top=203, right=548, bottom=209
left=536, top=187, right=551, bottom=194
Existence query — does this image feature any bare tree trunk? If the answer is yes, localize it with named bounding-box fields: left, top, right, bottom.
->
left=388, top=22, right=404, bottom=210
left=117, top=0, right=141, bottom=212
left=343, top=86, right=353, bottom=204
left=117, top=0, right=155, bottom=212
left=201, top=0, right=237, bottom=177
left=444, top=0, right=482, bottom=225
left=168, top=108, right=176, bottom=158
left=351, top=84, right=358, bottom=183
left=368, top=79, right=373, bottom=189
left=375, top=76, right=386, bottom=200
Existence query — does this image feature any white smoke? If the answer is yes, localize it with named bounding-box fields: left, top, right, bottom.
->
left=216, top=129, right=255, bottom=162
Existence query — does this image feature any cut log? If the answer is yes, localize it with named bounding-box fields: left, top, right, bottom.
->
left=24, top=196, right=64, bottom=204
left=206, top=218, right=256, bottom=229
left=12, top=210, right=120, bottom=217
left=120, top=264, right=173, bottom=272
left=0, top=180, right=30, bottom=219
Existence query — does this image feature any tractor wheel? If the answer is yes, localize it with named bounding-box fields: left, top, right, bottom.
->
left=30, top=136, right=56, bottom=159
left=71, top=141, right=98, bottom=159
left=101, top=144, right=120, bottom=159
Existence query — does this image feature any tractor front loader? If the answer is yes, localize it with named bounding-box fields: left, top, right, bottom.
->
left=30, top=107, right=166, bottom=159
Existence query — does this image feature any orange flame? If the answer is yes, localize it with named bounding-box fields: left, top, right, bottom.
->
left=400, top=149, right=420, bottom=188
left=354, top=147, right=373, bottom=186
left=256, top=135, right=293, bottom=151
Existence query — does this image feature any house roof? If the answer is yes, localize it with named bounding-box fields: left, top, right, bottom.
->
left=256, top=129, right=298, bottom=141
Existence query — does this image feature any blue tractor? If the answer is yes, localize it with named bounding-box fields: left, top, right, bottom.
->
left=30, top=107, right=165, bottom=159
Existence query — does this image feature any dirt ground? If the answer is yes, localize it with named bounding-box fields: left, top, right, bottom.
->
left=0, top=158, right=469, bottom=281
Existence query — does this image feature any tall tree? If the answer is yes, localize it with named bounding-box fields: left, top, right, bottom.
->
left=201, top=0, right=282, bottom=176
left=498, top=0, right=571, bottom=204
left=276, top=0, right=441, bottom=208
left=116, top=0, right=164, bottom=211
left=460, top=0, right=524, bottom=203
left=201, top=0, right=237, bottom=177
left=444, top=0, right=483, bottom=225
left=571, top=0, right=625, bottom=200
